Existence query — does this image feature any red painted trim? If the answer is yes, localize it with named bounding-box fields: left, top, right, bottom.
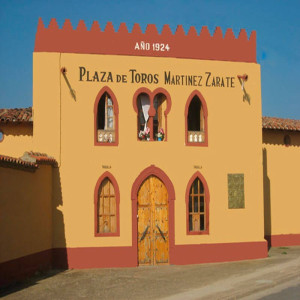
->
left=34, top=18, right=256, bottom=63
left=94, top=86, right=119, bottom=146
left=0, top=249, right=52, bottom=287
left=185, top=171, right=210, bottom=235
left=0, top=240, right=268, bottom=285
left=132, top=88, right=172, bottom=142
left=94, top=171, right=120, bottom=237
left=265, top=234, right=300, bottom=247
left=172, top=241, right=267, bottom=265
left=131, top=165, right=176, bottom=265
left=53, top=247, right=136, bottom=269
left=184, top=90, right=208, bottom=147
left=53, top=241, right=267, bottom=268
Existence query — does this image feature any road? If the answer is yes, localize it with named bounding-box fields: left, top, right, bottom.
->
left=1, top=246, right=300, bottom=299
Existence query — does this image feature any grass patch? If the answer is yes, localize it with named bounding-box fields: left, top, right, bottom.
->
left=281, top=251, right=287, bottom=255
left=279, top=247, right=289, bottom=249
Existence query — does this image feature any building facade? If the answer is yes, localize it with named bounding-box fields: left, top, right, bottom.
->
left=0, top=18, right=299, bottom=286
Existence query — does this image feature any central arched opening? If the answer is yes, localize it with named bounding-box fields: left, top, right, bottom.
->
left=137, top=175, right=169, bottom=265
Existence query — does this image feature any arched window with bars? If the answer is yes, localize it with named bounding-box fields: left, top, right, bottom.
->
left=94, top=172, right=120, bottom=236
left=186, top=172, right=209, bottom=235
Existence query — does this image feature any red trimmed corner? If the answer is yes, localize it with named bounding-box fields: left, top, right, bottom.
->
left=94, top=171, right=120, bottom=237
left=265, top=234, right=300, bottom=248
left=132, top=88, right=172, bottom=141
left=185, top=90, right=208, bottom=147
left=0, top=249, right=52, bottom=287
left=186, top=171, right=210, bottom=235
left=34, top=19, right=256, bottom=63
left=171, top=241, right=268, bottom=265
left=94, top=86, right=119, bottom=146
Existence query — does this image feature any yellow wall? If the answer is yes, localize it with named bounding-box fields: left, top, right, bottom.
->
left=263, top=130, right=300, bottom=236
left=0, top=165, right=53, bottom=263
left=0, top=123, right=33, bottom=157
left=32, top=52, right=265, bottom=248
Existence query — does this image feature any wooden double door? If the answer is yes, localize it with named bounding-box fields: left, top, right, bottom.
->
left=138, top=176, right=169, bottom=265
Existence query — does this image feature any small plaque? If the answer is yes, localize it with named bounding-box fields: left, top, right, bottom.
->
left=228, top=174, right=245, bottom=209
left=102, top=165, right=111, bottom=169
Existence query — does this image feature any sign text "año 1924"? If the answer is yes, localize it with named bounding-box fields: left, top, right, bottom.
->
left=135, top=41, right=170, bottom=52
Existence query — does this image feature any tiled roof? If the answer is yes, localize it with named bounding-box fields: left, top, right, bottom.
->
left=0, top=154, right=38, bottom=169
left=0, top=107, right=32, bottom=123
left=0, top=107, right=299, bottom=132
left=25, top=151, right=57, bottom=165
left=0, top=152, right=57, bottom=170
left=262, top=116, right=300, bottom=132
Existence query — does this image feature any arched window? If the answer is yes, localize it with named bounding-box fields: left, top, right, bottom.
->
left=94, top=172, right=120, bottom=236
left=94, top=87, right=119, bottom=146
left=153, top=93, right=167, bottom=140
left=133, top=88, right=171, bottom=142
left=137, top=93, right=150, bottom=138
left=185, top=91, right=208, bottom=146
left=186, top=172, right=209, bottom=235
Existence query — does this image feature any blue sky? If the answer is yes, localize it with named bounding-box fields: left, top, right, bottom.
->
left=0, top=0, right=299, bottom=119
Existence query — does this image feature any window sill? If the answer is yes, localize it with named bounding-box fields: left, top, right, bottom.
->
left=95, top=232, right=120, bottom=237
left=187, top=230, right=209, bottom=235
left=95, top=129, right=118, bottom=146
left=186, top=131, right=207, bottom=147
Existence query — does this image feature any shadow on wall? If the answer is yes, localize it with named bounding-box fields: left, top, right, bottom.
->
left=263, top=148, right=272, bottom=249
left=52, top=167, right=68, bottom=269
left=1, top=124, right=33, bottom=137
left=263, top=130, right=300, bottom=147
left=0, top=165, right=67, bottom=291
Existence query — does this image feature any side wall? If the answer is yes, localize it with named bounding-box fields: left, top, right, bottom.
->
left=0, top=123, right=33, bottom=157
left=263, top=129, right=300, bottom=247
left=0, top=165, right=53, bottom=286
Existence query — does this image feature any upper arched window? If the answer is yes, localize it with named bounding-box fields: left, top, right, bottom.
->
left=186, top=172, right=209, bottom=235
left=94, top=87, right=119, bottom=146
left=133, top=88, right=171, bottom=142
left=185, top=91, right=208, bottom=146
left=94, top=172, right=120, bottom=236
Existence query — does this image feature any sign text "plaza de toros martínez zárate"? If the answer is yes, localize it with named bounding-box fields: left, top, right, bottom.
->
left=79, top=67, right=236, bottom=88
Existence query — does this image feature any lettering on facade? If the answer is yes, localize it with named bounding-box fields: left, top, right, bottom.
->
left=78, top=66, right=235, bottom=88
left=134, top=41, right=170, bottom=52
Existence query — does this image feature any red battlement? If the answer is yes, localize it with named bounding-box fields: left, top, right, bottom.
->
left=34, top=18, right=256, bottom=63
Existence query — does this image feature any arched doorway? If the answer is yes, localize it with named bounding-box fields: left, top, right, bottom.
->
left=131, top=165, right=175, bottom=266
left=137, top=176, right=169, bottom=265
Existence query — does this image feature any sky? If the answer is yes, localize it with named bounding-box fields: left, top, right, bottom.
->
left=0, top=0, right=299, bottom=119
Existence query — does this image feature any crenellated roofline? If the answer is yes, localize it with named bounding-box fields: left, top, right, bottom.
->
left=34, top=18, right=256, bottom=63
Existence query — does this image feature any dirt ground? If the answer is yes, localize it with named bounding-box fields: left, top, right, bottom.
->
left=1, top=246, right=300, bottom=300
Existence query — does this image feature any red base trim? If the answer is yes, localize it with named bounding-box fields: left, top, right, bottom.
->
left=53, top=241, right=267, bottom=268
left=0, top=249, right=52, bottom=287
left=1, top=241, right=268, bottom=287
left=171, top=241, right=268, bottom=265
left=265, top=234, right=300, bottom=247
left=53, top=247, right=137, bottom=269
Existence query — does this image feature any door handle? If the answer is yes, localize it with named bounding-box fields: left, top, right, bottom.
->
left=139, top=225, right=149, bottom=242
left=156, top=224, right=166, bottom=241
